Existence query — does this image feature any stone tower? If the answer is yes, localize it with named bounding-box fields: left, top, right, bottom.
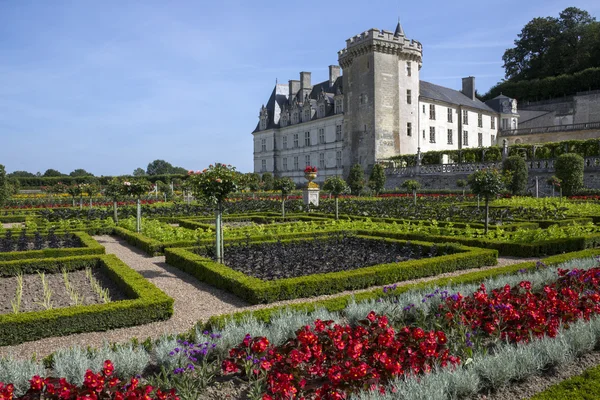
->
left=338, top=21, right=422, bottom=174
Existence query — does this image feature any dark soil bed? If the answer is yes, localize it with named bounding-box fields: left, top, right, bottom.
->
left=0, top=268, right=128, bottom=314
left=195, top=235, right=444, bottom=280
left=0, top=231, right=83, bottom=252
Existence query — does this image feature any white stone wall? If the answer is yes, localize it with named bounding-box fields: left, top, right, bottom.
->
left=397, top=58, right=420, bottom=155
left=253, top=115, right=344, bottom=184
left=418, top=101, right=499, bottom=152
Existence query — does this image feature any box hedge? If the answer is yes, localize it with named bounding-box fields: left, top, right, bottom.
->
left=0, top=231, right=105, bottom=261
left=165, top=233, right=497, bottom=304
left=0, top=254, right=173, bottom=346
left=200, top=248, right=600, bottom=330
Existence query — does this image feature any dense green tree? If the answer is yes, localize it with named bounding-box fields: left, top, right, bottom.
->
left=502, top=155, right=529, bottom=195
left=133, top=168, right=146, bottom=176
left=43, top=169, right=63, bottom=177
left=401, top=179, right=421, bottom=205
left=0, top=165, right=8, bottom=206
left=502, top=7, right=598, bottom=81
left=323, top=176, right=349, bottom=220
left=245, top=173, right=261, bottom=192
left=468, top=169, right=505, bottom=234
left=261, top=172, right=274, bottom=191
left=273, top=177, right=296, bottom=217
left=346, top=164, right=365, bottom=196
left=69, top=168, right=94, bottom=177
left=171, top=166, right=188, bottom=175
left=103, top=178, right=124, bottom=222
left=146, top=160, right=174, bottom=176
left=555, top=153, right=584, bottom=196
left=8, top=171, right=34, bottom=178
left=456, top=179, right=467, bottom=196
left=368, top=164, right=386, bottom=195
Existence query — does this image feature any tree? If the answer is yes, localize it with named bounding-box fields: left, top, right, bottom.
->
left=368, top=164, right=386, bottom=196
left=122, top=178, right=153, bottom=232
left=502, top=155, right=529, bottom=195
left=146, top=160, right=175, bottom=176
left=0, top=164, right=9, bottom=207
left=133, top=168, right=146, bottom=176
left=502, top=7, right=598, bottom=81
left=171, top=166, right=188, bottom=175
left=468, top=169, right=505, bottom=234
left=401, top=180, right=421, bottom=205
left=323, top=176, right=349, bottom=220
left=103, top=178, right=124, bottom=223
left=43, top=169, right=63, bottom=177
left=8, top=171, right=34, bottom=178
left=70, top=169, right=94, bottom=177
left=261, top=173, right=274, bottom=191
left=456, top=179, right=467, bottom=196
left=244, top=173, right=261, bottom=194
left=346, top=165, right=365, bottom=196
left=555, top=153, right=584, bottom=196
left=187, top=164, right=238, bottom=263
left=273, top=177, right=296, bottom=218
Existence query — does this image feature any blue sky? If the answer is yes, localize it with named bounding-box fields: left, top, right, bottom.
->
left=1, top=0, right=598, bottom=175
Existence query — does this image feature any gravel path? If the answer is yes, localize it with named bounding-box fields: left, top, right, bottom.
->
left=1, top=222, right=23, bottom=229
left=0, top=235, right=538, bottom=359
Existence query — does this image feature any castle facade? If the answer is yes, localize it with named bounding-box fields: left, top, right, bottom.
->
left=252, top=22, right=519, bottom=183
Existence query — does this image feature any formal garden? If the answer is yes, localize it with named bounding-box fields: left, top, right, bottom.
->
left=3, top=161, right=600, bottom=399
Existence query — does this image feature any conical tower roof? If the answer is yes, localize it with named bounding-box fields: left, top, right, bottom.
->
left=394, top=19, right=404, bottom=37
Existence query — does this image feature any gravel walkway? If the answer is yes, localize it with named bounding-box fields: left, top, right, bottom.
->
left=0, top=235, right=538, bottom=359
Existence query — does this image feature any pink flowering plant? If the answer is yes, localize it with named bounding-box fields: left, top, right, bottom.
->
left=187, top=163, right=238, bottom=205
left=121, top=179, right=152, bottom=199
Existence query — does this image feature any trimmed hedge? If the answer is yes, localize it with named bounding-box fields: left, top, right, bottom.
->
left=361, top=229, right=600, bottom=257
left=165, top=233, right=497, bottom=304
left=200, top=248, right=600, bottom=331
left=0, top=215, right=27, bottom=223
left=0, top=254, right=173, bottom=346
left=0, top=231, right=105, bottom=261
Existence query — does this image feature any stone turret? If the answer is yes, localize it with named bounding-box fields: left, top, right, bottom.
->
left=338, top=22, right=423, bottom=175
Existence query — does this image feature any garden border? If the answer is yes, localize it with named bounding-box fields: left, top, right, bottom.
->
left=0, top=254, right=173, bottom=346
left=0, top=231, right=105, bottom=261
left=164, top=232, right=497, bottom=304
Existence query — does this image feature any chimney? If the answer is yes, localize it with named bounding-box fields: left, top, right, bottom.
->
left=300, top=71, right=312, bottom=90
left=288, top=80, right=300, bottom=103
left=462, top=76, right=476, bottom=100
left=329, top=65, right=341, bottom=86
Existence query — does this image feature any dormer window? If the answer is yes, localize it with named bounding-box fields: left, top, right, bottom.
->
left=292, top=112, right=299, bottom=124
left=281, top=115, right=288, bottom=127
left=260, top=118, right=267, bottom=130
left=304, top=109, right=311, bottom=122
left=335, top=99, right=343, bottom=114
left=318, top=104, right=326, bottom=118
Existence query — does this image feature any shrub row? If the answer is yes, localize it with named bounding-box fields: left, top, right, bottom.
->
left=0, top=231, right=105, bottom=261
left=165, top=233, right=497, bottom=304
left=0, top=215, right=27, bottom=223
left=0, top=254, right=173, bottom=346
left=200, top=247, right=600, bottom=331
left=362, top=229, right=600, bottom=257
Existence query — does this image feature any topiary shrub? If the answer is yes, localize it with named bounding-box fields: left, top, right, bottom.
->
left=346, top=165, right=365, bottom=196
left=502, top=155, right=529, bottom=195
left=555, top=153, right=584, bottom=196
left=368, top=164, right=386, bottom=195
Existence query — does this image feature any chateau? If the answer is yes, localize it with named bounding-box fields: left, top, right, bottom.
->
left=252, top=21, right=520, bottom=183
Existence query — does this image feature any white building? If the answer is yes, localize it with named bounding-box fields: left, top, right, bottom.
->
left=252, top=21, right=518, bottom=183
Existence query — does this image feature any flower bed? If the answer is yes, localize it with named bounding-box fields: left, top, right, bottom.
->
left=195, top=234, right=456, bottom=280
left=0, top=231, right=105, bottom=261
left=0, top=267, right=127, bottom=315
left=0, top=254, right=173, bottom=346
left=165, top=233, right=496, bottom=303
left=214, top=258, right=600, bottom=399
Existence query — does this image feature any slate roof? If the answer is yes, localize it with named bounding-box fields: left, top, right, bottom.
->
left=253, top=77, right=342, bottom=133
left=420, top=81, right=496, bottom=113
